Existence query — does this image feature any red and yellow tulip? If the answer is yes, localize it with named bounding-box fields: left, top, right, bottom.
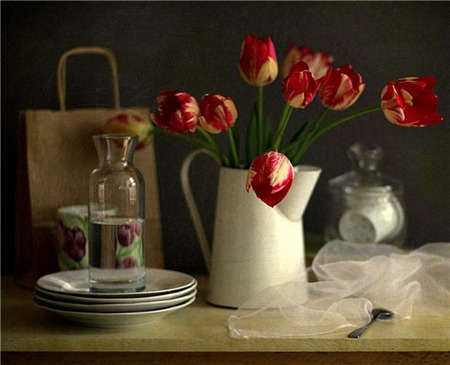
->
left=246, top=151, right=294, bottom=208
left=238, top=34, right=278, bottom=87
left=150, top=90, right=199, bottom=134
left=149, top=33, right=444, bottom=207
left=199, top=93, right=238, bottom=134
left=100, top=111, right=151, bottom=150
left=282, top=61, right=319, bottom=109
left=381, top=76, right=443, bottom=127
left=281, top=44, right=334, bottom=82
left=319, top=64, right=365, bottom=111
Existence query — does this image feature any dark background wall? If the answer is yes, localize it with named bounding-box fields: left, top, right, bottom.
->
left=2, top=1, right=449, bottom=275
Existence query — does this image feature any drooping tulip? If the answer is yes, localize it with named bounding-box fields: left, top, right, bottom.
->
left=381, top=76, right=443, bottom=127
left=238, top=34, right=278, bottom=87
left=100, top=111, right=151, bottom=150
left=246, top=151, right=294, bottom=207
left=281, top=44, right=334, bottom=82
left=281, top=61, right=319, bottom=109
left=150, top=90, right=199, bottom=133
left=319, top=64, right=365, bottom=110
left=199, top=93, right=238, bottom=133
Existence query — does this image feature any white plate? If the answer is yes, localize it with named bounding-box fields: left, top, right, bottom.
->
left=37, top=268, right=196, bottom=298
left=35, top=296, right=196, bottom=328
left=35, top=282, right=197, bottom=304
left=34, top=289, right=197, bottom=313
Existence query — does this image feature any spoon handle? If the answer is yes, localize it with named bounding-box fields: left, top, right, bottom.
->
left=347, top=317, right=377, bottom=339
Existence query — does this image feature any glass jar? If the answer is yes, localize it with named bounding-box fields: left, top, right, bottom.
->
left=89, top=134, right=146, bottom=292
left=324, top=142, right=406, bottom=246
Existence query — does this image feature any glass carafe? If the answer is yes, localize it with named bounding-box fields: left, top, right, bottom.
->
left=324, top=142, right=406, bottom=246
left=89, top=134, right=146, bottom=292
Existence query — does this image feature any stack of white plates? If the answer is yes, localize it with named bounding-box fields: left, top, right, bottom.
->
left=34, top=268, right=197, bottom=328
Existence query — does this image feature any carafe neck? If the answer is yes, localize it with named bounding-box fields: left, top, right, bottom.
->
left=93, top=134, right=138, bottom=166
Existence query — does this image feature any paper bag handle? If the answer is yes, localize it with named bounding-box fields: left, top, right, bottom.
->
left=57, top=46, right=120, bottom=111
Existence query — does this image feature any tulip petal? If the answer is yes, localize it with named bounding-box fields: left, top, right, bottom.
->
left=281, top=43, right=334, bottom=81
left=282, top=61, right=319, bottom=109
left=381, top=76, right=443, bottom=127
left=199, top=93, right=238, bottom=134
left=101, top=111, right=151, bottom=150
left=150, top=90, right=200, bottom=133
left=319, top=64, right=365, bottom=110
left=238, top=34, right=278, bottom=87
left=246, top=152, right=294, bottom=207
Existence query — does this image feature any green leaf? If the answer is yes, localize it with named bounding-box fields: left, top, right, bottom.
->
left=228, top=126, right=240, bottom=167
left=60, top=216, right=88, bottom=232
left=263, top=117, right=273, bottom=151
left=283, top=121, right=310, bottom=160
left=58, top=251, right=85, bottom=270
left=116, top=243, right=135, bottom=260
left=245, top=103, right=259, bottom=167
left=116, top=236, right=143, bottom=262
left=136, top=240, right=144, bottom=266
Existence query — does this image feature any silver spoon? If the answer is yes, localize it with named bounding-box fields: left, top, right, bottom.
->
left=347, top=308, right=394, bottom=339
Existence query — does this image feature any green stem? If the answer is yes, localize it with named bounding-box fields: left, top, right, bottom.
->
left=272, top=103, right=293, bottom=151
left=281, top=120, right=311, bottom=156
left=290, top=108, right=329, bottom=164
left=198, top=128, right=228, bottom=165
left=152, top=127, right=223, bottom=163
left=312, top=104, right=382, bottom=142
left=291, top=104, right=382, bottom=165
left=227, top=128, right=240, bottom=167
left=313, top=107, right=330, bottom=130
left=151, top=128, right=208, bottom=149
left=257, top=86, right=264, bottom=154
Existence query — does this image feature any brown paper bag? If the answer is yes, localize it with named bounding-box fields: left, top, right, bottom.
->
left=15, top=46, right=163, bottom=288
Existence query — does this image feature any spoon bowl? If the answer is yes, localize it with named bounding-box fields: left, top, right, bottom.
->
left=348, top=308, right=394, bottom=339
left=372, top=308, right=394, bottom=320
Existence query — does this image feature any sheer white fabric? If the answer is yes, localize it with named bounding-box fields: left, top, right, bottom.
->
left=228, top=240, right=450, bottom=338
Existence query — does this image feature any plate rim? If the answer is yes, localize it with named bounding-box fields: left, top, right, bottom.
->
left=36, top=268, right=196, bottom=298
left=34, top=289, right=197, bottom=313
left=34, top=296, right=196, bottom=328
left=34, top=281, right=197, bottom=304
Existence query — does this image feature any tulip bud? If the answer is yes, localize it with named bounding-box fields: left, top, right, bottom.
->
left=150, top=90, right=199, bottom=133
left=319, top=64, right=365, bottom=110
left=246, top=151, right=294, bottom=207
left=100, top=111, right=151, bottom=150
left=282, top=62, right=319, bottom=109
left=281, top=44, right=334, bottom=82
left=198, top=93, right=238, bottom=134
left=238, top=34, right=278, bottom=87
left=381, top=76, right=443, bottom=127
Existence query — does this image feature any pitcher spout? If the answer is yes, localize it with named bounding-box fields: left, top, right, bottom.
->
left=276, top=165, right=322, bottom=222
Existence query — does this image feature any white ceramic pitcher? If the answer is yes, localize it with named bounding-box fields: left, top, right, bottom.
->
left=181, top=150, right=321, bottom=308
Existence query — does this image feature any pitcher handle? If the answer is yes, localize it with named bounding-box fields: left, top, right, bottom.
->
left=180, top=149, right=220, bottom=273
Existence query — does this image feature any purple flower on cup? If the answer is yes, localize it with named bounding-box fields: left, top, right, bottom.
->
left=116, top=256, right=137, bottom=268
left=117, top=223, right=140, bottom=247
left=60, top=223, right=86, bottom=262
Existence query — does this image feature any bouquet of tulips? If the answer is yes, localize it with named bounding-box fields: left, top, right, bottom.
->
left=103, top=34, right=443, bottom=207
